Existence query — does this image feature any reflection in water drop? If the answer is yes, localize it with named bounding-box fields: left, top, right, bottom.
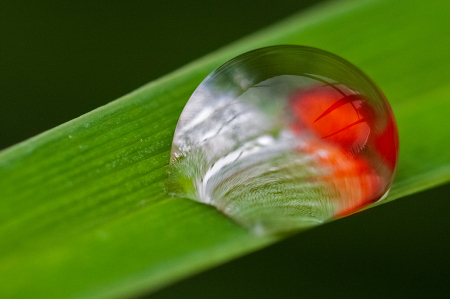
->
left=168, top=46, right=399, bottom=235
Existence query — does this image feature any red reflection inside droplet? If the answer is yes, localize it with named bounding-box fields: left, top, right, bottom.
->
left=301, top=138, right=382, bottom=217
left=289, top=84, right=399, bottom=216
left=374, top=113, right=399, bottom=170
left=289, top=86, right=370, bottom=154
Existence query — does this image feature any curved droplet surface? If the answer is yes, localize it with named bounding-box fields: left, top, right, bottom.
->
left=168, top=46, right=399, bottom=235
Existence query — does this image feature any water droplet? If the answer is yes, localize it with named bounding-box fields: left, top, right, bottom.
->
left=168, top=46, right=399, bottom=235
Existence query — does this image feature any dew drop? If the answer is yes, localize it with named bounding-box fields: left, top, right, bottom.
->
left=168, top=46, right=399, bottom=235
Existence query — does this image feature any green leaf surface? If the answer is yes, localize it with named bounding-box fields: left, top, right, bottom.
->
left=1, top=0, right=450, bottom=298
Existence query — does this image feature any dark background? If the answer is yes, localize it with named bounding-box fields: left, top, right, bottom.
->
left=0, top=0, right=320, bottom=150
left=1, top=1, right=449, bottom=298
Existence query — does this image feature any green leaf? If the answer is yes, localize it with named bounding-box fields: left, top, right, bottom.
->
left=1, top=0, right=450, bottom=298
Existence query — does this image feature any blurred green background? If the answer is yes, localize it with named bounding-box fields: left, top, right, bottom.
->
left=1, top=1, right=449, bottom=298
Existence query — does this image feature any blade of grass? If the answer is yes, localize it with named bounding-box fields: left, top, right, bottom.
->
left=1, top=0, right=450, bottom=298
